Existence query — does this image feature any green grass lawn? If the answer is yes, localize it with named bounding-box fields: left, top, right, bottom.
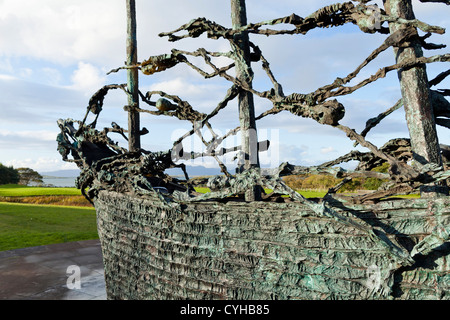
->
left=0, top=184, right=82, bottom=197
left=0, top=202, right=98, bottom=252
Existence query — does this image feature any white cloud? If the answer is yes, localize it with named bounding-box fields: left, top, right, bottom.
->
left=0, top=74, right=16, bottom=81
left=0, top=76, right=87, bottom=125
left=5, top=157, right=77, bottom=173
left=320, top=146, right=335, bottom=154
left=0, top=0, right=125, bottom=65
left=70, top=62, right=106, bottom=94
left=149, top=78, right=205, bottom=97
left=148, top=77, right=227, bottom=99
left=0, top=130, right=55, bottom=141
left=0, top=130, right=58, bottom=152
left=278, top=143, right=310, bottom=165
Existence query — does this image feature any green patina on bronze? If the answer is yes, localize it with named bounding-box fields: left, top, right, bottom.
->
left=92, top=190, right=449, bottom=299
left=57, top=0, right=449, bottom=299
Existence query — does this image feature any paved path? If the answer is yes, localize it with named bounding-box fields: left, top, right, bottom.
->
left=0, top=240, right=106, bottom=300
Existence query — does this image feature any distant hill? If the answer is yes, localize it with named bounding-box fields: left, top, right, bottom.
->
left=40, top=169, right=80, bottom=178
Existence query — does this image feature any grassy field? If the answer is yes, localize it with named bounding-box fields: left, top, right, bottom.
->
left=0, top=184, right=98, bottom=251
left=0, top=184, right=82, bottom=197
left=0, top=202, right=98, bottom=252
left=0, top=184, right=91, bottom=207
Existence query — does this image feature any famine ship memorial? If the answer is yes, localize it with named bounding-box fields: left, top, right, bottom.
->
left=57, top=0, right=450, bottom=300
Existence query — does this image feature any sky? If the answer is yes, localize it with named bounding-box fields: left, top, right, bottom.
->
left=0, top=0, right=449, bottom=174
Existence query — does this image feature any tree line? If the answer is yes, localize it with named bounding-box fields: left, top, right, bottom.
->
left=0, top=163, right=43, bottom=186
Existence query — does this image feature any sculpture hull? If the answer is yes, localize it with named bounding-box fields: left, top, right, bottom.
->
left=93, top=190, right=450, bottom=300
